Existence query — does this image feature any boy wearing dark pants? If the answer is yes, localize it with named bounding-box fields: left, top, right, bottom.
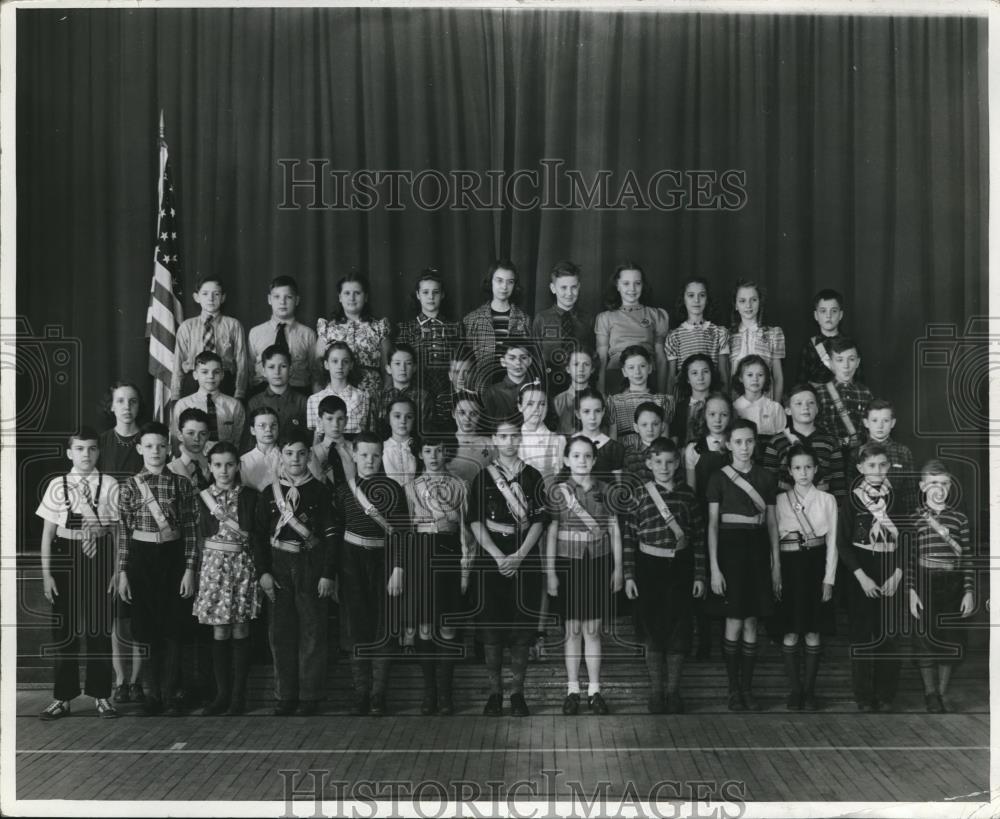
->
left=255, top=429, right=338, bottom=717
left=117, top=422, right=200, bottom=716
left=334, top=432, right=409, bottom=716
left=37, top=428, right=120, bottom=720
left=838, top=442, right=906, bottom=712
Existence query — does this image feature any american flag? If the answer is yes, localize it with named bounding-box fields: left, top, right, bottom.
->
left=145, top=115, right=184, bottom=423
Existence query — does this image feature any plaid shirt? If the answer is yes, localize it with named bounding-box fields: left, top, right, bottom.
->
left=816, top=380, right=873, bottom=447
left=761, top=426, right=847, bottom=499
left=396, top=315, right=461, bottom=388
left=848, top=437, right=918, bottom=515
left=306, top=384, right=371, bottom=434
left=906, top=504, right=974, bottom=593
left=461, top=303, right=531, bottom=365
left=607, top=391, right=674, bottom=449
left=624, top=441, right=654, bottom=483
left=373, top=384, right=433, bottom=436
left=117, top=469, right=199, bottom=572
left=623, top=480, right=705, bottom=583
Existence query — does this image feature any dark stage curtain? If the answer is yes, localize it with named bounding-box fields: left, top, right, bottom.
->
left=16, top=9, right=987, bottom=514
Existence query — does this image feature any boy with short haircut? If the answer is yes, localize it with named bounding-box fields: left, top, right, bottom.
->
left=308, top=395, right=353, bottom=487
left=623, top=402, right=666, bottom=481
left=761, top=383, right=846, bottom=500
left=623, top=437, right=706, bottom=714
left=855, top=399, right=917, bottom=515
left=482, top=341, right=537, bottom=423
left=171, top=351, right=246, bottom=453
left=374, top=343, right=432, bottom=437
left=837, top=442, right=906, bottom=712
left=447, top=390, right=493, bottom=485
left=306, top=342, right=371, bottom=437
left=815, top=336, right=872, bottom=479
left=253, top=428, right=338, bottom=717
left=531, top=261, right=596, bottom=396
left=168, top=408, right=212, bottom=490
left=433, top=344, right=477, bottom=427
left=248, top=275, right=318, bottom=397
left=246, top=345, right=308, bottom=444
left=552, top=348, right=596, bottom=435
left=37, top=428, right=121, bottom=720
left=797, top=289, right=852, bottom=386
left=907, top=460, right=976, bottom=712
left=240, top=406, right=282, bottom=491
left=172, top=276, right=249, bottom=399
left=117, top=422, right=200, bottom=716
left=334, top=432, right=410, bottom=716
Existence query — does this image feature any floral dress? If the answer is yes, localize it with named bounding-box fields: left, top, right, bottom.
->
left=316, top=316, right=391, bottom=395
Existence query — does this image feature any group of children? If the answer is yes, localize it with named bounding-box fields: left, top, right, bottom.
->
left=34, top=262, right=977, bottom=720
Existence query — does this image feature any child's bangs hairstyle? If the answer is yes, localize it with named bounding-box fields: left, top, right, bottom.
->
left=354, top=430, right=384, bottom=449
left=481, top=260, right=523, bottom=304
left=387, top=395, right=418, bottom=416
left=331, top=272, right=374, bottom=322
left=269, top=275, right=299, bottom=295
left=784, top=443, right=817, bottom=467
left=139, top=421, right=170, bottom=442
left=261, top=344, right=292, bottom=366
left=390, top=342, right=417, bottom=362
left=812, top=288, right=844, bottom=310
left=646, top=436, right=679, bottom=458
left=323, top=340, right=357, bottom=385
left=278, top=427, right=313, bottom=451
left=410, top=267, right=448, bottom=313
left=103, top=381, right=144, bottom=418
left=67, top=425, right=100, bottom=447
left=195, top=275, right=225, bottom=293
left=784, top=383, right=818, bottom=407
left=194, top=350, right=224, bottom=368
left=550, top=260, right=581, bottom=283
left=177, top=407, right=210, bottom=431
left=856, top=440, right=888, bottom=463
left=248, top=405, right=280, bottom=426
left=619, top=344, right=653, bottom=367
left=728, top=417, right=758, bottom=439
left=734, top=354, right=773, bottom=394
left=828, top=335, right=859, bottom=356
left=672, top=276, right=716, bottom=326
left=865, top=398, right=894, bottom=417
left=921, top=458, right=951, bottom=479
left=564, top=434, right=597, bottom=458
left=730, top=278, right=768, bottom=329
left=488, top=412, right=525, bottom=436
left=603, top=262, right=647, bottom=310
left=317, top=395, right=348, bottom=418
left=208, top=441, right=241, bottom=461
left=677, top=354, right=721, bottom=399
left=633, top=401, right=665, bottom=423
left=574, top=387, right=606, bottom=411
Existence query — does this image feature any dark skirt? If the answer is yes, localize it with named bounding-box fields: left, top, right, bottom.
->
left=404, top=532, right=470, bottom=632
left=633, top=549, right=695, bottom=654
left=550, top=552, right=613, bottom=624
left=705, top=527, right=775, bottom=619
left=475, top=537, right=543, bottom=646
left=911, top=569, right=969, bottom=665
left=773, top=546, right=835, bottom=636
left=127, top=538, right=195, bottom=644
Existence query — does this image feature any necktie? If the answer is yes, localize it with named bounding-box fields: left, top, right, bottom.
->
left=206, top=394, right=219, bottom=438
left=559, top=309, right=576, bottom=342
left=203, top=315, right=216, bottom=353
left=274, top=321, right=289, bottom=351
left=79, top=478, right=98, bottom=520
left=194, top=460, right=208, bottom=489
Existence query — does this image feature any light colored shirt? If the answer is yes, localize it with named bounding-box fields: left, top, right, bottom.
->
left=519, top=427, right=566, bottom=480
left=36, top=470, right=120, bottom=527
left=171, top=313, right=249, bottom=399
left=775, top=486, right=838, bottom=586
left=383, top=437, right=417, bottom=486
left=664, top=320, right=730, bottom=365
left=728, top=324, right=786, bottom=372
left=167, top=450, right=211, bottom=487
left=240, top=447, right=282, bottom=492
left=306, top=384, right=371, bottom=434
left=171, top=391, right=246, bottom=453
left=595, top=305, right=670, bottom=369
left=733, top=395, right=787, bottom=436
left=248, top=317, right=318, bottom=388
left=447, top=435, right=493, bottom=485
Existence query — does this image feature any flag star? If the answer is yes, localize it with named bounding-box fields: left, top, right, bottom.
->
left=160, top=232, right=168, bottom=240
left=170, top=208, right=176, bottom=217
left=159, top=209, right=165, bottom=219
left=171, top=232, right=177, bottom=239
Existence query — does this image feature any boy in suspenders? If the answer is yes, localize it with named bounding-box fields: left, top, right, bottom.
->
left=333, top=432, right=410, bottom=717
left=254, top=428, right=338, bottom=717
left=117, top=422, right=200, bottom=716
left=37, top=428, right=120, bottom=719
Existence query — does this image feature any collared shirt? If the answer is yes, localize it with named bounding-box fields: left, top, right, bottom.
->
left=816, top=380, right=873, bottom=447
left=531, top=305, right=596, bottom=391
left=405, top=473, right=467, bottom=533
left=306, top=384, right=371, bottom=434
left=622, top=479, right=705, bottom=582
left=383, top=437, right=417, bottom=486
left=837, top=479, right=904, bottom=574
left=906, top=504, right=974, bottom=593
left=167, top=450, right=211, bottom=490
left=395, top=314, right=461, bottom=394
left=761, top=425, right=846, bottom=499
left=519, top=427, right=566, bottom=481
left=246, top=387, right=308, bottom=446
left=548, top=479, right=616, bottom=559
left=308, top=440, right=351, bottom=487
left=171, top=313, right=249, bottom=399
left=248, top=317, right=318, bottom=388
left=481, top=376, right=525, bottom=423
left=171, top=391, right=246, bottom=453
left=461, top=303, right=531, bottom=365
left=775, top=486, right=838, bottom=585
left=447, top=435, right=493, bottom=485
left=374, top=384, right=433, bottom=435
left=797, top=332, right=843, bottom=386
left=663, top=320, right=730, bottom=365
left=240, top=447, right=282, bottom=492
left=848, top=437, right=918, bottom=515
left=733, top=395, right=787, bottom=436
left=588, top=434, right=625, bottom=479
left=606, top=390, right=674, bottom=449
left=728, top=324, right=786, bottom=373
left=36, top=469, right=120, bottom=528
left=552, top=388, right=582, bottom=435
left=117, top=468, right=199, bottom=571
left=253, top=478, right=338, bottom=579
left=595, top=306, right=670, bottom=369
left=467, top=460, right=546, bottom=546
left=624, top=441, right=655, bottom=483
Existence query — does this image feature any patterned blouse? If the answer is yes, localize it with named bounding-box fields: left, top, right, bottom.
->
left=728, top=324, right=786, bottom=373
left=316, top=316, right=391, bottom=394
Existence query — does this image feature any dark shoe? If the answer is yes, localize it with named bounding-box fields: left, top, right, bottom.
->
left=856, top=700, right=875, bottom=712
left=353, top=694, right=370, bottom=716
left=421, top=687, right=438, bottom=716
left=225, top=697, right=246, bottom=716
left=802, top=692, right=818, bottom=712
left=297, top=700, right=320, bottom=717
left=164, top=697, right=188, bottom=717
left=369, top=693, right=386, bottom=717
left=95, top=698, right=120, bottom=719
left=588, top=692, right=609, bottom=715
left=786, top=691, right=803, bottom=711
left=272, top=700, right=297, bottom=717
left=728, top=691, right=746, bottom=712
left=647, top=692, right=666, bottom=714
left=483, top=693, right=502, bottom=717
left=666, top=692, right=685, bottom=714
left=437, top=692, right=454, bottom=716
left=562, top=693, right=580, bottom=716
left=876, top=699, right=894, bottom=713
left=509, top=692, right=530, bottom=717
left=142, top=697, right=164, bottom=717
left=201, top=698, right=229, bottom=716
left=39, top=700, right=71, bottom=721
left=742, top=689, right=761, bottom=712
left=130, top=683, right=146, bottom=704
left=113, top=684, right=131, bottom=704
left=925, top=693, right=944, bottom=714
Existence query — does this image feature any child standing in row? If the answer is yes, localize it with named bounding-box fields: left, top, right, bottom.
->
left=669, top=355, right=719, bottom=446
left=607, top=346, right=673, bottom=450
left=171, top=352, right=246, bottom=453
left=705, top=419, right=780, bottom=711
left=192, top=442, right=261, bottom=716
left=773, top=445, right=838, bottom=711
left=732, top=356, right=786, bottom=437
left=307, top=341, right=371, bottom=437
left=395, top=268, right=462, bottom=402
left=532, top=261, right=596, bottom=397
left=308, top=396, right=352, bottom=487
left=382, top=397, right=418, bottom=486
left=462, top=262, right=531, bottom=388
left=547, top=436, right=623, bottom=715
left=241, top=407, right=282, bottom=491
left=623, top=402, right=666, bottom=482
left=856, top=400, right=918, bottom=516
left=623, top=438, right=705, bottom=714
left=728, top=280, right=785, bottom=402
left=575, top=389, right=625, bottom=480
left=518, top=381, right=565, bottom=482
left=168, top=408, right=211, bottom=490
left=482, top=341, right=535, bottom=423
left=374, top=344, right=433, bottom=437
left=665, top=277, right=729, bottom=396
left=816, top=337, right=873, bottom=483
left=553, top=349, right=595, bottom=435
left=247, top=276, right=317, bottom=398
left=797, top=289, right=848, bottom=386
left=247, top=345, right=308, bottom=441
left=447, top=391, right=493, bottom=485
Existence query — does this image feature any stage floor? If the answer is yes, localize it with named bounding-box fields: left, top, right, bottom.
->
left=14, top=689, right=989, bottom=804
